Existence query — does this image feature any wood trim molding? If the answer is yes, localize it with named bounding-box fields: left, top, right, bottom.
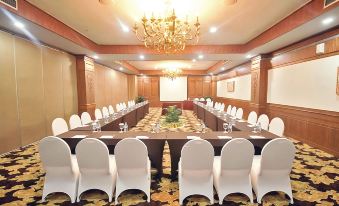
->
left=217, top=62, right=251, bottom=81
left=139, top=70, right=208, bottom=76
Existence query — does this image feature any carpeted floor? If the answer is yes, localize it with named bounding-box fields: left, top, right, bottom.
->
left=0, top=108, right=338, bottom=205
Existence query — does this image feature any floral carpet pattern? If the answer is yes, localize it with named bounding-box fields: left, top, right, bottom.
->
left=0, top=108, right=338, bottom=206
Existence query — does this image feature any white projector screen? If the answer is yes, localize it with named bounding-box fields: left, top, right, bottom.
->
left=160, top=76, right=188, bottom=101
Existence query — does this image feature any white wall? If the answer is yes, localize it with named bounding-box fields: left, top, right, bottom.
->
left=160, top=76, right=188, bottom=101
left=217, top=74, right=251, bottom=100
left=267, top=55, right=339, bottom=112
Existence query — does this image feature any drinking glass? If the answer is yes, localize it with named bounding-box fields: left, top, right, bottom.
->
left=91, top=122, right=97, bottom=132
left=150, top=123, right=156, bottom=133
left=96, top=121, right=101, bottom=132
left=195, top=123, right=201, bottom=133
left=119, top=123, right=124, bottom=133
left=223, top=122, right=229, bottom=133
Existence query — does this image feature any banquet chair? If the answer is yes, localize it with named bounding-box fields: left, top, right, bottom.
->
left=206, top=98, right=211, bottom=102
left=75, top=138, right=117, bottom=202
left=230, top=106, right=237, bottom=117
left=116, top=104, right=121, bottom=112
left=257, top=114, right=269, bottom=130
left=114, top=138, right=151, bottom=204
left=102, top=107, right=109, bottom=117
left=52, top=118, right=69, bottom=136
left=194, top=98, right=199, bottom=101
left=213, top=138, right=254, bottom=204
left=226, top=105, right=232, bottom=114
left=269, top=117, right=285, bottom=136
left=81, top=112, right=92, bottom=125
left=123, top=102, right=127, bottom=109
left=179, top=139, right=214, bottom=205
left=220, top=103, right=225, bottom=111
left=235, top=108, right=244, bottom=119
left=69, top=114, right=82, bottom=130
left=95, top=108, right=103, bottom=120
left=108, top=105, right=114, bottom=115
left=251, top=138, right=295, bottom=204
left=199, top=97, right=205, bottom=101
left=247, top=111, right=258, bottom=125
left=39, top=136, right=79, bottom=203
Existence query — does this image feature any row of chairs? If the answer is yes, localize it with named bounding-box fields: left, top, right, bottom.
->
left=194, top=97, right=212, bottom=102
left=39, top=136, right=295, bottom=205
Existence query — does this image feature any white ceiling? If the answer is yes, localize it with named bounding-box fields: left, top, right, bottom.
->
left=127, top=60, right=218, bottom=70
left=26, top=0, right=310, bottom=45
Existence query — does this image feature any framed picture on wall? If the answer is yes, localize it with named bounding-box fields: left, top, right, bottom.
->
left=227, top=81, right=235, bottom=92
left=337, top=67, right=339, bottom=95
left=324, top=0, right=338, bottom=8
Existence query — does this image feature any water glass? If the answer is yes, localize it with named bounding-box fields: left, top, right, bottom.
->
left=119, top=123, right=124, bottom=133
left=223, top=122, right=229, bottom=133
left=150, top=123, right=156, bottom=133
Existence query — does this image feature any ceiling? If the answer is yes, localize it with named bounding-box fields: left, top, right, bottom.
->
left=26, top=0, right=310, bottom=45
left=127, top=60, right=218, bottom=70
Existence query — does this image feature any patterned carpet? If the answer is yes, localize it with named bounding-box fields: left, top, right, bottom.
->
left=0, top=108, right=338, bottom=206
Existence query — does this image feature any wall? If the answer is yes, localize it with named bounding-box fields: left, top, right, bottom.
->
left=0, top=30, right=78, bottom=154
left=217, top=74, right=251, bottom=100
left=94, top=63, right=129, bottom=110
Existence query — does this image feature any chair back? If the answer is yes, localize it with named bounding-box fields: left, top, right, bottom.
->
left=220, top=138, right=254, bottom=174
left=199, top=97, right=205, bottom=101
left=52, top=118, right=69, bottom=136
left=39, top=136, right=74, bottom=173
left=257, top=114, right=269, bottom=130
left=69, top=114, right=82, bottom=130
left=81, top=112, right=92, bottom=125
left=230, top=106, right=237, bottom=116
left=115, top=138, right=148, bottom=173
left=206, top=98, right=211, bottom=102
left=76, top=138, right=110, bottom=173
left=226, top=105, right=232, bottom=114
left=123, top=103, right=127, bottom=109
left=95, top=108, right=103, bottom=120
left=181, top=139, right=214, bottom=173
left=108, top=105, right=114, bottom=115
left=247, top=111, right=258, bottom=125
left=235, top=108, right=244, bottom=119
left=260, top=138, right=295, bottom=175
left=220, top=103, right=225, bottom=111
left=102, top=107, right=109, bottom=117
left=269, top=117, right=285, bottom=136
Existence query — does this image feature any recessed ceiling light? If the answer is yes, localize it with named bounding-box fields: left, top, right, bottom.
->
left=221, top=67, right=225, bottom=71
left=209, top=27, right=218, bottom=33
left=119, top=67, right=124, bottom=71
left=192, top=59, right=196, bottom=62
left=322, top=17, right=334, bottom=25
left=14, top=21, right=25, bottom=29
left=139, top=55, right=145, bottom=60
left=122, top=25, right=129, bottom=32
left=246, top=54, right=253, bottom=59
left=209, top=72, right=213, bottom=76
left=198, top=54, right=204, bottom=59
left=93, top=55, right=99, bottom=59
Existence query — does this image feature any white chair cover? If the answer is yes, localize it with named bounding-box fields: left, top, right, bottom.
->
left=230, top=106, right=237, bottom=117
left=226, top=105, right=232, bottom=114
left=257, top=114, right=269, bottom=130
left=95, top=109, right=103, bottom=120
left=52, top=118, right=69, bottom=136
left=247, top=111, right=258, bottom=125
left=102, top=107, right=109, bottom=117
left=235, top=108, right=244, bottom=119
left=69, top=114, right=82, bottom=130
left=80, top=112, right=92, bottom=125
left=199, top=98, right=205, bottom=101
left=108, top=105, right=114, bottom=115
left=269, top=117, right=285, bottom=136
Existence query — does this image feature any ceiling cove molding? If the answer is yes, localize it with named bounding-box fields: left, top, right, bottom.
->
left=0, top=0, right=338, bottom=55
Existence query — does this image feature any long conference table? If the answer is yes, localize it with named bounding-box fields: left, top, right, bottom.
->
left=59, top=101, right=279, bottom=177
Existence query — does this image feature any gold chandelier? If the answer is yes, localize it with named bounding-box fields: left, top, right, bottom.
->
left=133, top=9, right=200, bottom=53
left=162, top=67, right=182, bottom=80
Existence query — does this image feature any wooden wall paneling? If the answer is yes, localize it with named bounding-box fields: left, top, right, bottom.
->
left=15, top=38, right=46, bottom=145
left=0, top=31, right=21, bottom=153
left=188, top=78, right=196, bottom=97
left=214, top=97, right=251, bottom=119
left=196, top=79, right=203, bottom=97
left=202, top=78, right=211, bottom=97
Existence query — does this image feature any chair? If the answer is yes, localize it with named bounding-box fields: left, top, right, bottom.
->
left=230, top=106, right=237, bottom=117
left=179, top=139, right=214, bottom=205
left=235, top=108, right=244, bottom=119
left=95, top=108, right=103, bottom=120
left=251, top=138, right=295, bottom=204
left=226, top=105, right=232, bottom=114
left=269, top=117, right=285, bottom=136
left=123, top=102, right=127, bottom=109
left=220, top=103, right=225, bottom=111
left=116, top=104, right=121, bottom=112
left=75, top=138, right=117, bottom=202
left=69, top=114, right=82, bottom=130
left=52, top=118, right=69, bottom=136
left=199, top=97, right=205, bottom=101
left=39, top=136, right=79, bottom=203
left=206, top=98, right=211, bottom=102
left=213, top=138, right=254, bottom=204
left=108, top=105, right=114, bottom=115
left=257, top=114, right=269, bottom=130
left=247, top=111, right=258, bottom=125
left=102, top=107, right=109, bottom=117
left=194, top=98, right=199, bottom=101
left=81, top=112, right=92, bottom=125
left=114, top=138, right=151, bottom=204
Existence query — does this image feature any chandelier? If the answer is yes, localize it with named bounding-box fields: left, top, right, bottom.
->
left=163, top=67, right=182, bottom=80
left=133, top=9, right=200, bottom=53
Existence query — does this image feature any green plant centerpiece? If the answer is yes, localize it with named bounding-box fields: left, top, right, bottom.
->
left=161, top=106, right=184, bottom=129
left=135, top=95, right=145, bottom=103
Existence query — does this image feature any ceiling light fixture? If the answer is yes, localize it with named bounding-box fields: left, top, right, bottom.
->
left=198, top=54, right=204, bottom=59
left=246, top=54, right=253, bottom=59
left=163, top=67, right=182, bottom=81
left=14, top=21, right=24, bottom=29
left=209, top=27, right=218, bottom=33
left=93, top=55, right=99, bottom=59
left=133, top=7, right=200, bottom=53
left=122, top=25, right=130, bottom=32
left=192, top=59, right=196, bottom=62
left=139, top=55, right=145, bottom=60
left=119, top=67, right=124, bottom=71
left=221, top=67, right=225, bottom=71
left=322, top=17, right=334, bottom=25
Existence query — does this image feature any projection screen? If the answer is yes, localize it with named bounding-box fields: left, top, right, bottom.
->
left=160, top=76, right=188, bottom=101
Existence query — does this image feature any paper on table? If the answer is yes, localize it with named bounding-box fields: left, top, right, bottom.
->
left=218, top=136, right=232, bottom=139
left=71, top=135, right=87, bottom=138
left=187, top=136, right=201, bottom=140
left=250, top=135, right=265, bottom=139
left=136, top=136, right=149, bottom=139
left=237, top=120, right=246, bottom=122
left=100, top=135, right=113, bottom=139
left=248, top=124, right=255, bottom=127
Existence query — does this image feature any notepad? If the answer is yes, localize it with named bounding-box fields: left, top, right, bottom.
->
left=136, top=136, right=149, bottom=139
left=71, top=135, right=87, bottom=138
left=100, top=135, right=113, bottom=139
left=187, top=136, right=201, bottom=140
left=218, top=136, right=232, bottom=139
left=250, top=135, right=265, bottom=139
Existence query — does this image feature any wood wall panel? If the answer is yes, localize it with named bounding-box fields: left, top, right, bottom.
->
left=137, top=76, right=160, bottom=107
left=214, top=97, right=251, bottom=120
left=188, top=76, right=211, bottom=98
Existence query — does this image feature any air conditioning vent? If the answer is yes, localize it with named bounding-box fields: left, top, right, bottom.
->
left=0, top=0, right=17, bottom=10
left=324, top=0, right=338, bottom=8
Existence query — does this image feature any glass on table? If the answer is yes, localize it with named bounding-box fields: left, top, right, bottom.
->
left=223, top=122, right=229, bottom=133
left=195, top=123, right=202, bottom=133
left=150, top=123, right=156, bottom=133
left=119, top=123, right=124, bottom=133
